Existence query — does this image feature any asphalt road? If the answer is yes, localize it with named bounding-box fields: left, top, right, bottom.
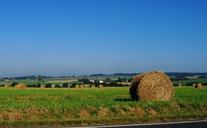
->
left=83, top=120, right=207, bottom=128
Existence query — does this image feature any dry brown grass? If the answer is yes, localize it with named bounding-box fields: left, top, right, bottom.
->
left=129, top=107, right=145, bottom=117
left=98, top=107, right=109, bottom=117
left=1, top=110, right=23, bottom=121
left=0, top=113, right=4, bottom=120
left=79, top=110, right=91, bottom=119
left=147, top=108, right=157, bottom=116
left=0, top=108, right=50, bottom=121
left=130, top=71, right=174, bottom=101
left=24, top=108, right=49, bottom=120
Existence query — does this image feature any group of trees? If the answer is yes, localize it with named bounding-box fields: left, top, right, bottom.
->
left=39, top=83, right=70, bottom=88
left=0, top=82, right=71, bottom=88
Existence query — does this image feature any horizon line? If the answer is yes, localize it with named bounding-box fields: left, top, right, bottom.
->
left=1, top=71, right=207, bottom=79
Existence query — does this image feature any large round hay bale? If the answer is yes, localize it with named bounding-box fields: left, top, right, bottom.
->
left=15, top=83, right=27, bottom=90
left=130, top=71, right=174, bottom=101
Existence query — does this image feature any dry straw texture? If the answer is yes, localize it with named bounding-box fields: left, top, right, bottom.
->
left=130, top=71, right=174, bottom=101
left=15, top=83, right=27, bottom=90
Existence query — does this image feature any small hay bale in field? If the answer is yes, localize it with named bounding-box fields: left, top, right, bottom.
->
left=99, top=85, right=104, bottom=88
left=4, top=84, right=10, bottom=88
left=79, top=85, right=84, bottom=88
left=51, top=84, right=55, bottom=88
left=15, top=83, right=27, bottom=90
left=178, top=84, right=182, bottom=87
left=84, top=84, right=90, bottom=88
left=75, top=85, right=80, bottom=88
left=193, top=84, right=196, bottom=87
left=130, top=71, right=174, bottom=101
left=90, top=85, right=96, bottom=88
left=195, top=83, right=202, bottom=89
left=41, top=85, right=45, bottom=88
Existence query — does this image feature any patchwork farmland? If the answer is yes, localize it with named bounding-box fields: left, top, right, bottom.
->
left=0, top=73, right=207, bottom=127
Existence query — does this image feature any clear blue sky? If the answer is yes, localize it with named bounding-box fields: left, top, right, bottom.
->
left=0, top=0, right=207, bottom=77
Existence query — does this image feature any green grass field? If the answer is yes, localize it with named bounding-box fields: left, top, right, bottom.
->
left=0, top=87, right=207, bottom=127
left=177, top=78, right=207, bottom=84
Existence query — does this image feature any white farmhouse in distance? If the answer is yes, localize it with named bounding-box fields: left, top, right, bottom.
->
left=99, top=80, right=104, bottom=84
left=89, top=80, right=95, bottom=83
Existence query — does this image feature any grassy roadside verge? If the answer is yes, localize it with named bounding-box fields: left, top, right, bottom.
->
left=1, top=113, right=207, bottom=127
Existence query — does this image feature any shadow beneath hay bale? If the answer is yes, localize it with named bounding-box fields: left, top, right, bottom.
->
left=129, top=81, right=139, bottom=100
left=114, top=98, right=137, bottom=102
